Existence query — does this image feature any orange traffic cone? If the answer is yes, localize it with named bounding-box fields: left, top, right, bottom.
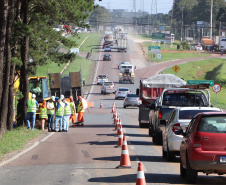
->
left=116, top=136, right=131, bottom=168
left=113, top=111, right=117, bottom=119
left=114, top=115, right=118, bottom=124
left=115, top=127, right=123, bottom=148
left=116, top=123, right=122, bottom=136
left=113, top=101, right=115, bottom=107
left=100, top=100, right=103, bottom=108
left=114, top=118, right=121, bottom=131
left=136, top=162, right=146, bottom=185
left=111, top=106, right=115, bottom=113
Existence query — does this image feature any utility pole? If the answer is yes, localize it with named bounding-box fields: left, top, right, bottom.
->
left=210, top=0, right=213, bottom=39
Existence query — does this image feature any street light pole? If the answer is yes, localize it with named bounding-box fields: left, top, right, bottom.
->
left=210, top=0, right=213, bottom=39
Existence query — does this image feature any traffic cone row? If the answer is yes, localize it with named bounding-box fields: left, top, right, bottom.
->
left=110, top=115, right=146, bottom=184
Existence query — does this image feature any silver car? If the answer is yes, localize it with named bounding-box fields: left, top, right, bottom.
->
left=162, top=107, right=222, bottom=161
left=115, top=87, right=130, bottom=99
left=123, top=93, right=141, bottom=108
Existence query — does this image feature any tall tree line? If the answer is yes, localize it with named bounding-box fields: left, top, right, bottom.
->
left=0, top=0, right=95, bottom=137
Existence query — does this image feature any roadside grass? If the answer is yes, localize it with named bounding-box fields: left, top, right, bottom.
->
left=62, top=33, right=102, bottom=52
left=140, top=42, right=210, bottom=62
left=0, top=127, right=43, bottom=160
left=162, top=58, right=226, bottom=109
left=35, top=56, right=93, bottom=83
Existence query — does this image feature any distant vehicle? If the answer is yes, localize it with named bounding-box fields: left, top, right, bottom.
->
left=220, top=37, right=226, bottom=54
left=118, top=62, right=131, bottom=69
left=101, top=81, right=115, bottom=94
left=178, top=112, right=226, bottom=184
left=104, top=45, right=111, bottom=52
left=115, top=87, right=130, bottom=100
left=103, top=54, right=111, bottom=61
left=162, top=107, right=222, bottom=161
left=119, top=63, right=135, bottom=84
left=97, top=75, right=108, bottom=85
left=117, top=32, right=127, bottom=52
left=53, top=26, right=61, bottom=32
left=196, top=45, right=203, bottom=51
left=104, top=34, right=114, bottom=45
left=123, top=93, right=141, bottom=108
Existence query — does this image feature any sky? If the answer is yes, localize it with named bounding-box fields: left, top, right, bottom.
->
left=95, top=0, right=174, bottom=14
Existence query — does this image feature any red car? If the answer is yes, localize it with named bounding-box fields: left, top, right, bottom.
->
left=179, top=112, right=226, bottom=183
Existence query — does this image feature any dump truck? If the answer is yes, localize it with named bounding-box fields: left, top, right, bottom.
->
left=119, top=63, right=135, bottom=84
left=137, top=74, right=187, bottom=128
left=201, top=38, right=214, bottom=51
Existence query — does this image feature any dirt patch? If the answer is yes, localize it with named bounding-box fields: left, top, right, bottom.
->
left=197, top=70, right=205, bottom=79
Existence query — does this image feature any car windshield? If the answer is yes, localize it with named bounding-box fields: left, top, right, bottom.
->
left=179, top=110, right=221, bottom=119
left=105, top=46, right=110, bottom=48
left=98, top=75, right=106, bottom=78
left=127, top=94, right=138, bottom=97
left=197, top=116, right=226, bottom=133
left=118, top=88, right=129, bottom=91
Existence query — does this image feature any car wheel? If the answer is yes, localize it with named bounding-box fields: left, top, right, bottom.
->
left=154, top=131, right=162, bottom=145
left=186, top=156, right=197, bottom=183
left=180, top=158, right=186, bottom=178
left=162, top=146, right=167, bottom=158
left=139, top=121, right=146, bottom=128
left=149, top=124, right=153, bottom=136
left=123, top=105, right=126, bottom=108
left=167, top=144, right=175, bottom=161
left=115, top=97, right=117, bottom=100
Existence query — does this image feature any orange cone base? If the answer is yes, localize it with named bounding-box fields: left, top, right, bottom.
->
left=136, top=179, right=146, bottom=185
left=116, top=165, right=131, bottom=169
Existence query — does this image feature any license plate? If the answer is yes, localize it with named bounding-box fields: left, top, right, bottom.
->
left=220, top=156, right=226, bottom=163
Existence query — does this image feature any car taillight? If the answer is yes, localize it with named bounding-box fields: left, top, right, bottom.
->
left=172, top=123, right=181, bottom=132
left=125, top=98, right=128, bottom=101
left=158, top=111, right=162, bottom=120
left=138, top=98, right=141, bottom=101
left=193, top=133, right=202, bottom=148
left=118, top=92, right=121, bottom=93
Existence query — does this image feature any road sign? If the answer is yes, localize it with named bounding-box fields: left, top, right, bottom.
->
left=212, top=84, right=221, bottom=93
left=151, top=49, right=160, bottom=54
left=172, top=65, right=180, bottom=73
left=187, top=80, right=214, bottom=86
left=157, top=54, right=161, bottom=59
left=152, top=33, right=165, bottom=41
left=148, top=46, right=161, bottom=50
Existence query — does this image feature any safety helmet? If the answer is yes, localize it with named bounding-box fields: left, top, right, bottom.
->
left=32, top=94, right=36, bottom=98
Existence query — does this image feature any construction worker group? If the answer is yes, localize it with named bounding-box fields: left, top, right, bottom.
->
left=26, top=94, right=86, bottom=132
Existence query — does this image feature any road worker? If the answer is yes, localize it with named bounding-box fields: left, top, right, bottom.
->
left=63, top=98, right=71, bottom=132
left=26, top=94, right=39, bottom=130
left=69, top=96, right=76, bottom=126
left=76, top=96, right=86, bottom=126
left=47, top=96, right=55, bottom=132
left=54, top=96, right=64, bottom=132
left=40, top=100, right=48, bottom=131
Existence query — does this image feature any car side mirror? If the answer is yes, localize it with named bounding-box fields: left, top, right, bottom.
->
left=160, top=120, right=166, bottom=126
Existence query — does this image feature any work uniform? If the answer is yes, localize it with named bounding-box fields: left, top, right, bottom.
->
left=63, top=102, right=71, bottom=132
left=47, top=101, right=55, bottom=131
left=70, top=101, right=76, bottom=124
left=54, top=101, right=64, bottom=131
left=26, top=99, right=39, bottom=130
left=40, top=107, right=47, bottom=131
left=77, top=98, right=85, bottom=126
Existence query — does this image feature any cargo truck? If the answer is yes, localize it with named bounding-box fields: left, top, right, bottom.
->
left=119, top=63, right=135, bottom=84
left=117, top=32, right=127, bottom=52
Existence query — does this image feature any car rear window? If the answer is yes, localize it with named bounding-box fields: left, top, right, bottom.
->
left=119, top=88, right=129, bottom=91
left=127, top=94, right=138, bottom=97
left=163, top=93, right=205, bottom=106
left=179, top=110, right=221, bottom=119
left=197, top=116, right=226, bottom=133
left=104, top=82, right=113, bottom=85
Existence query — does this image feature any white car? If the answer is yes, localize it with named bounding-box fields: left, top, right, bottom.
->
left=162, top=107, right=222, bottom=161
left=104, top=45, right=111, bottom=52
left=115, top=87, right=130, bottom=99
left=196, top=45, right=203, bottom=51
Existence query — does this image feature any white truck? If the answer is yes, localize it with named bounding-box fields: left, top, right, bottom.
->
left=117, top=32, right=127, bottom=52
left=119, top=63, right=135, bottom=84
left=97, top=75, right=108, bottom=85
left=220, top=37, right=226, bottom=54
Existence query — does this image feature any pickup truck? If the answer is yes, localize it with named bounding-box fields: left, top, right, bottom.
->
left=97, top=75, right=108, bottom=85
left=149, top=85, right=211, bottom=145
left=101, top=81, right=116, bottom=94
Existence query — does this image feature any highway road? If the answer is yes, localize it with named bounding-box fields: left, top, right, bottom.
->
left=0, top=36, right=225, bottom=185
